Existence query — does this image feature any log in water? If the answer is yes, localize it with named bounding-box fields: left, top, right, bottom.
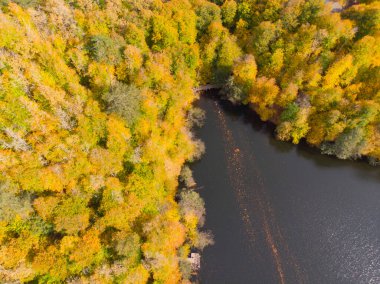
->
left=191, top=94, right=380, bottom=284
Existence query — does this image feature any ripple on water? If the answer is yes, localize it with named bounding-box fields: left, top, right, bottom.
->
left=195, top=95, right=380, bottom=284
left=320, top=210, right=380, bottom=283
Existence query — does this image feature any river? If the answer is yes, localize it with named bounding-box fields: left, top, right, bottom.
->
left=191, top=94, right=380, bottom=284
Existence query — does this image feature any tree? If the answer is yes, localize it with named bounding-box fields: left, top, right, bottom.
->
left=232, top=54, right=257, bottom=90
left=0, top=182, right=32, bottom=223
left=322, top=127, right=366, bottom=159
left=343, top=2, right=380, bottom=39
left=149, top=15, right=178, bottom=51
left=277, top=103, right=310, bottom=144
left=194, top=0, right=221, bottom=34
left=179, top=190, right=205, bottom=225
left=223, top=54, right=257, bottom=103
left=248, top=76, right=280, bottom=121
left=200, top=22, right=241, bottom=83
left=102, top=82, right=142, bottom=126
left=53, top=196, right=91, bottom=235
left=88, top=35, right=122, bottom=64
left=116, top=45, right=143, bottom=82
left=221, top=0, right=237, bottom=28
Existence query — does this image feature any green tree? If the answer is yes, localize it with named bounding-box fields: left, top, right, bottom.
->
left=102, top=82, right=142, bottom=126
left=322, top=127, right=366, bottom=159
left=221, top=0, right=237, bottom=28
left=88, top=35, right=122, bottom=64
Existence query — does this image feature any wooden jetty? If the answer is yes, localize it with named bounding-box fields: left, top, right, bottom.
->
left=188, top=252, right=201, bottom=272
left=193, top=84, right=223, bottom=92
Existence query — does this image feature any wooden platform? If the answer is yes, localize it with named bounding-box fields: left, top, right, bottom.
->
left=193, top=84, right=223, bottom=92
left=188, top=252, right=201, bottom=271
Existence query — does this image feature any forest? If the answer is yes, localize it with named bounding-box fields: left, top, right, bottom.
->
left=0, top=0, right=378, bottom=283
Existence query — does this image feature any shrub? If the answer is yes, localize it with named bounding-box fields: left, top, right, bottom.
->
left=179, top=190, right=205, bottom=225
left=194, top=230, right=214, bottom=250
left=179, top=259, right=192, bottom=280
left=187, top=107, right=205, bottom=127
left=179, top=166, right=196, bottom=188
left=222, top=76, right=245, bottom=104
left=190, top=139, right=205, bottom=161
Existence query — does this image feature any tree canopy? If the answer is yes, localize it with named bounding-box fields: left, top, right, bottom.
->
left=0, top=0, right=379, bottom=282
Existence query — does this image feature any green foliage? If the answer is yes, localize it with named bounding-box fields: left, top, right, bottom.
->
left=53, top=196, right=91, bottom=234
left=115, top=233, right=141, bottom=260
left=0, top=182, right=32, bottom=223
left=179, top=258, right=192, bottom=280
left=102, top=82, right=142, bottom=126
left=223, top=76, right=246, bottom=103
left=194, top=1, right=221, bottom=34
left=88, top=35, right=122, bottom=64
left=322, top=127, right=366, bottom=159
left=343, top=2, right=380, bottom=38
left=221, top=0, right=237, bottom=28
left=0, top=0, right=41, bottom=8
left=281, top=102, right=300, bottom=122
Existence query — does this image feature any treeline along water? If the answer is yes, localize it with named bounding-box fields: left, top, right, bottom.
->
left=191, top=93, right=380, bottom=284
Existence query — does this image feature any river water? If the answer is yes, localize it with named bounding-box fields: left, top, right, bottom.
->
left=191, top=94, right=380, bottom=284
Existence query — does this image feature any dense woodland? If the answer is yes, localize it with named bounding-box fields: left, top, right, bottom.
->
left=0, top=0, right=378, bottom=283
left=220, top=0, right=380, bottom=161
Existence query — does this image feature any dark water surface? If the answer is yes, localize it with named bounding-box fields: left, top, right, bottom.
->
left=192, top=94, right=380, bottom=284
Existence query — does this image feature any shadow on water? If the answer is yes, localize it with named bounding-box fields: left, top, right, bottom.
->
left=194, top=92, right=380, bottom=284
left=296, top=143, right=380, bottom=176
left=206, top=92, right=380, bottom=182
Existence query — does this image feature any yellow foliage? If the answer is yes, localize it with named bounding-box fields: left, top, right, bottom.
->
left=0, top=233, right=38, bottom=269
left=60, top=236, right=80, bottom=255
left=124, top=264, right=150, bottom=284
left=32, top=245, right=69, bottom=280
left=69, top=229, right=102, bottom=268
left=33, top=196, right=60, bottom=221
left=232, top=54, right=257, bottom=88
left=324, top=55, right=354, bottom=89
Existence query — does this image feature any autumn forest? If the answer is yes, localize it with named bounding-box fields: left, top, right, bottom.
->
left=0, top=0, right=379, bottom=283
